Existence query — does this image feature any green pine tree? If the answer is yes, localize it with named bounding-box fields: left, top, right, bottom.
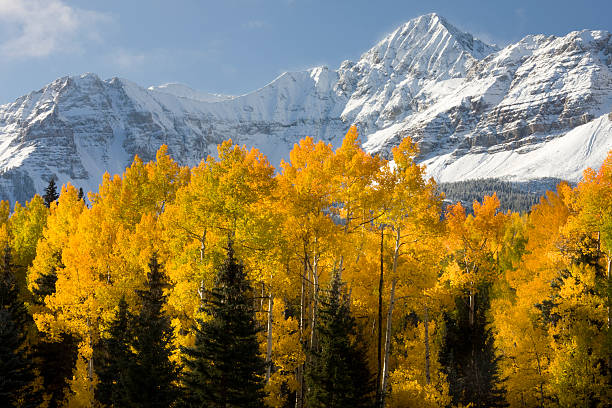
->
left=439, top=284, right=507, bottom=408
left=181, top=241, right=266, bottom=408
left=305, top=271, right=375, bottom=408
left=94, top=296, right=134, bottom=407
left=0, top=245, right=42, bottom=407
left=31, top=250, right=78, bottom=408
left=34, top=333, right=78, bottom=408
left=128, top=253, right=180, bottom=407
left=43, top=178, right=60, bottom=208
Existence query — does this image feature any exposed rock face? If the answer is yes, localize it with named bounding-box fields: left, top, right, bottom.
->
left=0, top=13, right=611, bottom=203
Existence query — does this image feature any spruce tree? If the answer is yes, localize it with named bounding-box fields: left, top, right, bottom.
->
left=305, top=271, right=375, bottom=408
left=43, top=178, right=59, bottom=207
left=439, top=284, right=507, bottom=408
left=31, top=250, right=78, bottom=408
left=94, top=296, right=133, bottom=407
left=128, top=253, right=180, bottom=407
left=0, top=245, right=41, bottom=407
left=181, top=241, right=266, bottom=408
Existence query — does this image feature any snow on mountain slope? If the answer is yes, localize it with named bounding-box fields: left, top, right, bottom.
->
left=0, top=13, right=611, bottom=204
left=148, top=83, right=235, bottom=103
left=424, top=113, right=612, bottom=182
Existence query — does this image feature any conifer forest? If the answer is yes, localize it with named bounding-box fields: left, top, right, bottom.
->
left=1, top=127, right=611, bottom=407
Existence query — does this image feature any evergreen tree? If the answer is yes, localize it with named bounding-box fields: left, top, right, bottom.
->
left=439, top=284, right=507, bottom=408
left=0, top=245, right=41, bottom=407
left=128, top=253, right=180, bottom=407
left=94, top=296, right=133, bottom=407
left=34, top=333, right=78, bottom=408
left=77, top=187, right=85, bottom=201
left=181, top=241, right=266, bottom=408
left=305, top=271, right=375, bottom=408
left=32, top=250, right=78, bottom=408
left=32, top=251, right=62, bottom=305
left=43, top=178, right=60, bottom=207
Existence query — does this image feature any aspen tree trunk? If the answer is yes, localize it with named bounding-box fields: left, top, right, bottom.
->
left=380, top=227, right=401, bottom=408
left=260, top=282, right=265, bottom=312
left=380, top=278, right=396, bottom=408
left=376, top=226, right=384, bottom=406
left=469, top=286, right=475, bottom=326
left=265, top=291, right=274, bottom=383
left=424, top=306, right=431, bottom=385
left=296, top=254, right=307, bottom=408
left=310, top=253, right=319, bottom=351
left=198, top=228, right=207, bottom=300
left=199, top=228, right=207, bottom=262
left=607, top=254, right=611, bottom=375
left=86, top=318, right=94, bottom=397
left=198, top=280, right=205, bottom=301
left=528, top=332, right=544, bottom=407
left=607, top=254, right=611, bottom=330
left=338, top=220, right=350, bottom=280
left=469, top=264, right=475, bottom=327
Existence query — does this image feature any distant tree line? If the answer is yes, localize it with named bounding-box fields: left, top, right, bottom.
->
left=438, top=178, right=569, bottom=213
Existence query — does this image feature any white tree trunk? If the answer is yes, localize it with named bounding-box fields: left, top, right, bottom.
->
left=380, top=278, right=397, bottom=408
left=310, top=253, right=319, bottom=351
left=265, top=291, right=274, bottom=383
left=296, top=255, right=307, bottom=408
left=380, top=227, right=401, bottom=408
left=424, top=306, right=431, bottom=384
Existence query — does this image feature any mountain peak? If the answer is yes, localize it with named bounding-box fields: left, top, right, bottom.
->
left=396, top=14, right=497, bottom=59
left=358, top=14, right=497, bottom=81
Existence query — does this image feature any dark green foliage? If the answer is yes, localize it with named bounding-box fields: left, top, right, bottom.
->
left=31, top=251, right=78, bottom=407
left=34, top=333, right=78, bottom=408
left=439, top=284, right=507, bottom=408
left=128, top=253, right=180, bottom=407
left=0, top=246, right=41, bottom=407
left=32, top=272, right=58, bottom=305
left=43, top=178, right=60, bottom=208
left=439, top=178, right=567, bottom=213
left=78, top=187, right=85, bottom=201
left=95, top=296, right=133, bottom=407
left=181, top=241, right=266, bottom=408
left=305, top=271, right=375, bottom=408
left=32, top=251, right=63, bottom=306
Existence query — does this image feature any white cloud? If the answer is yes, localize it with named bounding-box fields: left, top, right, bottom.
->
left=243, top=20, right=267, bottom=30
left=110, top=48, right=148, bottom=70
left=0, top=0, right=111, bottom=58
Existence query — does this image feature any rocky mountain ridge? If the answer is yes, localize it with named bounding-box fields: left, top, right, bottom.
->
left=0, top=13, right=611, bottom=203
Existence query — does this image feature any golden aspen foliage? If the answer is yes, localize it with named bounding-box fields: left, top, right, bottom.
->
left=19, top=131, right=612, bottom=408
left=64, top=350, right=97, bottom=408
left=443, top=194, right=508, bottom=292
left=29, top=147, right=187, bottom=405
left=0, top=199, right=10, bottom=226
left=545, top=155, right=612, bottom=406
left=10, top=194, right=48, bottom=268
left=264, top=298, right=305, bottom=407
left=161, top=141, right=277, bottom=337
left=28, top=184, right=85, bottom=303
left=491, top=188, right=569, bottom=407
left=387, top=318, right=450, bottom=408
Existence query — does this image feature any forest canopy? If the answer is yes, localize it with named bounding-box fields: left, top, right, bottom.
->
left=1, top=127, right=611, bottom=407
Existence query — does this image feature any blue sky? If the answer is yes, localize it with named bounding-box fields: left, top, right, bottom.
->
left=1, top=0, right=611, bottom=103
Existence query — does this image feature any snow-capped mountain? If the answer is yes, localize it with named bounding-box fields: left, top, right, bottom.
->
left=1, top=13, right=611, bottom=203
